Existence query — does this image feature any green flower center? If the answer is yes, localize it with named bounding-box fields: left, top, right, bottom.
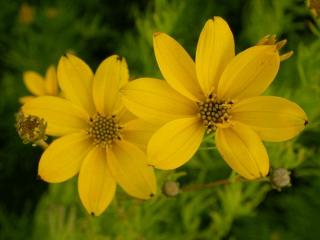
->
left=88, top=113, right=122, bottom=147
left=197, top=93, right=234, bottom=134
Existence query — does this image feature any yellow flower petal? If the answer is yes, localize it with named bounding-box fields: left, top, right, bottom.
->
left=107, top=140, right=157, bottom=199
left=217, top=45, right=280, bottom=100
left=93, top=55, right=129, bottom=116
left=121, top=78, right=197, bottom=124
left=215, top=122, right=269, bottom=180
left=22, top=96, right=89, bottom=136
left=57, top=54, right=95, bottom=115
left=231, top=96, right=308, bottom=142
left=122, top=119, right=159, bottom=151
left=118, top=108, right=136, bottom=124
left=45, top=65, right=58, bottom=95
left=153, top=32, right=204, bottom=101
left=148, top=117, right=204, bottom=170
left=196, top=17, right=235, bottom=96
left=78, top=146, right=116, bottom=216
left=38, top=132, right=92, bottom=183
left=23, top=71, right=46, bottom=96
left=19, top=96, right=35, bottom=104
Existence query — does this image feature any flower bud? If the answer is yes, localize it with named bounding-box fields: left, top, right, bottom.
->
left=270, top=168, right=291, bottom=191
left=162, top=181, right=180, bottom=197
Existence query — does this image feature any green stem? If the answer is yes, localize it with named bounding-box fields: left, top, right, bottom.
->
left=199, top=146, right=217, bottom=150
left=34, top=139, right=48, bottom=149
left=182, top=176, right=269, bottom=192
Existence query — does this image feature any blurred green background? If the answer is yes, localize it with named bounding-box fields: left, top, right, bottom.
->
left=1, top=0, right=320, bottom=239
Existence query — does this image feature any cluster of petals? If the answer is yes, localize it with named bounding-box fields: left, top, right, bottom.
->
left=21, top=16, right=308, bottom=216
left=20, top=65, right=59, bottom=104
left=121, top=16, right=308, bottom=180
left=22, top=54, right=157, bottom=216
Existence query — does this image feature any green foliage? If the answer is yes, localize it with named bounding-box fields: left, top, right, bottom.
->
left=0, top=0, right=320, bottom=239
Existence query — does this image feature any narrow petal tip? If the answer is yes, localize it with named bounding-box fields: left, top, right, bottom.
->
left=275, top=39, right=287, bottom=50
left=280, top=50, right=294, bottom=61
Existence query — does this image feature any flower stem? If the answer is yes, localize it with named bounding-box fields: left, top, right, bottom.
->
left=199, top=146, right=217, bottom=150
left=34, top=139, right=48, bottom=149
left=182, top=176, right=269, bottom=192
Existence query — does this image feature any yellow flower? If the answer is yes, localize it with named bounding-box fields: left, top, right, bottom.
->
left=20, top=65, right=59, bottom=104
left=22, top=54, right=157, bottom=216
left=121, top=17, right=308, bottom=180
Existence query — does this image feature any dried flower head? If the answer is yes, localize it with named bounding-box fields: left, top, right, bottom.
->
left=16, top=111, right=47, bottom=144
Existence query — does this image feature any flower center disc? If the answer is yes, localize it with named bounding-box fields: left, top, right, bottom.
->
left=197, top=93, right=234, bottom=134
left=88, top=113, right=122, bottom=147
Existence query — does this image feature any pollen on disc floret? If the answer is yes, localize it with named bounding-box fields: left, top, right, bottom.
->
left=88, top=113, right=122, bottom=147
left=197, top=93, right=235, bottom=134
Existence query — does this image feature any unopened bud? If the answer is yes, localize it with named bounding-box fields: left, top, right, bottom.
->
left=162, top=181, right=180, bottom=197
left=270, top=168, right=291, bottom=191
left=16, top=111, right=47, bottom=144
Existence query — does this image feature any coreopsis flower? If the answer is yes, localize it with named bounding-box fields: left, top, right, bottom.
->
left=121, top=17, right=308, bottom=180
left=22, top=54, right=157, bottom=216
left=20, top=65, right=59, bottom=104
